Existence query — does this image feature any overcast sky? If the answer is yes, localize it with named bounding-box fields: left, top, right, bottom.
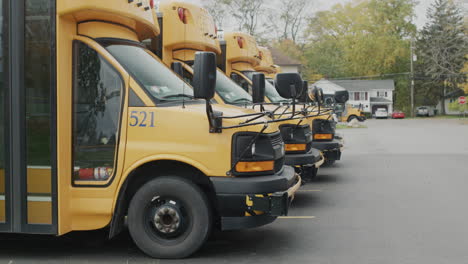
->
left=172, top=0, right=467, bottom=29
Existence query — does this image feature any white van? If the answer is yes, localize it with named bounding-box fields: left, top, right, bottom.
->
left=375, top=108, right=389, bottom=119
left=416, top=106, right=436, bottom=117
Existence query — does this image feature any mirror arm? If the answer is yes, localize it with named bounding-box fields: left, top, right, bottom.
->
left=206, top=100, right=221, bottom=133
left=277, top=105, right=291, bottom=119
left=222, top=112, right=265, bottom=119
left=219, top=110, right=333, bottom=130
left=240, top=112, right=269, bottom=124
left=290, top=84, right=296, bottom=117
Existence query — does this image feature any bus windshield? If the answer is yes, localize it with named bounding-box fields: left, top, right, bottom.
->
left=216, top=70, right=252, bottom=104
left=103, top=41, right=194, bottom=102
left=242, top=71, right=290, bottom=103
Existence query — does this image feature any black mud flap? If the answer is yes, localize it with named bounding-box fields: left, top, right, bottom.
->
left=324, top=150, right=342, bottom=161
left=247, top=192, right=289, bottom=216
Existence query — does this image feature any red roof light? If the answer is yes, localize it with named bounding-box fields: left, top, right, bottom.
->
left=178, top=7, right=188, bottom=24
left=237, top=36, right=244, bottom=49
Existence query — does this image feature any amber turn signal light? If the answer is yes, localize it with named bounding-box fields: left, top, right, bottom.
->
left=314, top=134, right=333, bottom=140
left=235, top=161, right=274, bottom=173
left=285, top=144, right=307, bottom=152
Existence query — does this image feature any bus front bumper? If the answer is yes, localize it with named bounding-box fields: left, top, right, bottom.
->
left=210, top=166, right=301, bottom=230
left=284, top=148, right=323, bottom=167
left=311, top=139, right=343, bottom=161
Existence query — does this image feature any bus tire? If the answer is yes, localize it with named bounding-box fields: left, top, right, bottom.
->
left=127, top=176, right=212, bottom=259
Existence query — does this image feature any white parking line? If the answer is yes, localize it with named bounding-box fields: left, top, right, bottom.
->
left=278, top=216, right=316, bottom=219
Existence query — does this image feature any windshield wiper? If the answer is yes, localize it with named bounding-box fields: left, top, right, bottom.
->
left=161, top=94, right=194, bottom=100
left=231, top=98, right=252, bottom=104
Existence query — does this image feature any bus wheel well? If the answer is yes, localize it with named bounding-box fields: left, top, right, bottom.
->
left=109, top=160, right=218, bottom=239
left=347, top=115, right=357, bottom=122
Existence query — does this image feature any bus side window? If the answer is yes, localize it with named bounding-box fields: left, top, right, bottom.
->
left=72, top=41, right=124, bottom=182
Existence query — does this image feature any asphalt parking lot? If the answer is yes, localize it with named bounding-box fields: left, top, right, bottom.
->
left=1, top=118, right=468, bottom=264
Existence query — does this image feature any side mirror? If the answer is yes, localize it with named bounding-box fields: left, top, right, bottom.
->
left=275, top=73, right=303, bottom=99
left=311, top=86, right=324, bottom=105
left=298, top=80, right=309, bottom=103
left=318, top=88, right=324, bottom=103
left=252, top=73, right=265, bottom=103
left=171, top=62, right=184, bottom=78
left=324, top=97, right=335, bottom=106
left=193, top=52, right=217, bottom=100
left=334, top=90, right=349, bottom=104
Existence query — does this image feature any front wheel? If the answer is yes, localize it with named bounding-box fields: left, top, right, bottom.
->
left=128, top=176, right=212, bottom=259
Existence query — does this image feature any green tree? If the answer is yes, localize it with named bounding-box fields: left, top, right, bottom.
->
left=304, top=0, right=416, bottom=78
left=301, top=0, right=417, bottom=112
left=417, top=0, right=467, bottom=114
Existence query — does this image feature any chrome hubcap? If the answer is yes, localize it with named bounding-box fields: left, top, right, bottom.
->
left=153, top=206, right=180, bottom=234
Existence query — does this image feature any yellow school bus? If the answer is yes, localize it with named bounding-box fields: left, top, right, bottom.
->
left=315, top=80, right=366, bottom=122
left=0, top=0, right=301, bottom=259
left=155, top=1, right=324, bottom=180
left=222, top=34, right=343, bottom=165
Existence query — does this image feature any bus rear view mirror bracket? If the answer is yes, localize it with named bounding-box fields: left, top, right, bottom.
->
left=193, top=52, right=222, bottom=133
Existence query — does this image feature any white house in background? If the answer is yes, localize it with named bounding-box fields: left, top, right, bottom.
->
left=330, top=80, right=395, bottom=114
left=269, top=47, right=302, bottom=73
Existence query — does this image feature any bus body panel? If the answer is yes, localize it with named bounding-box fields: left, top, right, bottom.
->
left=255, top=47, right=276, bottom=77
left=55, top=0, right=166, bottom=234
left=223, top=32, right=261, bottom=75
left=0, top=0, right=296, bottom=242
left=57, top=0, right=159, bottom=40
left=159, top=0, right=220, bottom=66
left=78, top=22, right=139, bottom=42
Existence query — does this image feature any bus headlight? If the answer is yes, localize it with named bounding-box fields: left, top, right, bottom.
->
left=279, top=124, right=313, bottom=153
left=312, top=119, right=335, bottom=141
left=232, top=132, right=283, bottom=175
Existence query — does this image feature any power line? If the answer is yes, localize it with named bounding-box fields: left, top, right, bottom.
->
left=327, top=72, right=467, bottom=81
left=328, top=72, right=410, bottom=80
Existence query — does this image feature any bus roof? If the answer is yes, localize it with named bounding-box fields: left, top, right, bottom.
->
left=58, top=0, right=160, bottom=41
left=222, top=31, right=261, bottom=68
left=159, top=0, right=220, bottom=54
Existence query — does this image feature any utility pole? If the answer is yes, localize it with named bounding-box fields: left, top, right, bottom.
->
left=410, top=39, right=415, bottom=117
